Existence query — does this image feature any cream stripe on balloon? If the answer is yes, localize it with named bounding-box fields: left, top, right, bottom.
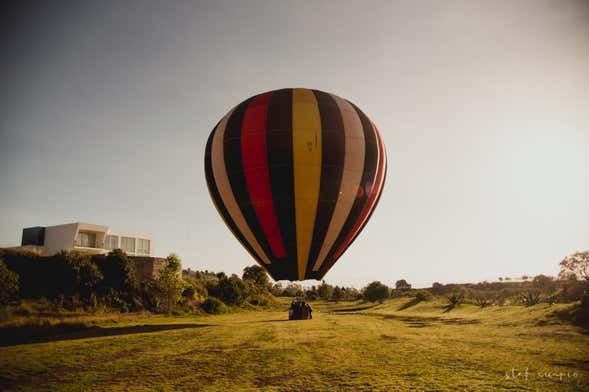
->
left=211, top=111, right=272, bottom=264
left=312, top=94, right=366, bottom=271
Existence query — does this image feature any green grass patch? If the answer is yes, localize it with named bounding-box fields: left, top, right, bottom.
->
left=1, top=299, right=588, bottom=391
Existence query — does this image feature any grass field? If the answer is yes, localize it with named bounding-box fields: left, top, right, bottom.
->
left=1, top=298, right=588, bottom=391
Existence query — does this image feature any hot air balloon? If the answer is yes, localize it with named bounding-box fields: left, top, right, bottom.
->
left=205, top=88, right=386, bottom=281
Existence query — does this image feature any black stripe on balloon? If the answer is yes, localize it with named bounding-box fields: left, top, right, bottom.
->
left=311, top=102, right=379, bottom=280
left=265, top=88, right=298, bottom=281
left=304, top=90, right=346, bottom=279
left=318, top=125, right=387, bottom=280
left=204, top=120, right=267, bottom=269
left=223, top=96, right=278, bottom=277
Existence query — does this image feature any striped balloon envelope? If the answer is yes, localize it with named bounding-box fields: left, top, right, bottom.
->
left=205, top=88, right=387, bottom=281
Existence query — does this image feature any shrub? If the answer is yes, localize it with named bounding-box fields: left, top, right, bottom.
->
left=0, top=259, right=19, bottom=305
left=182, top=287, right=196, bottom=300
left=446, top=292, right=464, bottom=307
left=474, top=293, right=494, bottom=308
left=363, top=281, right=390, bottom=303
left=521, top=290, right=541, bottom=306
left=559, top=281, right=586, bottom=303
left=415, top=290, right=433, bottom=302
left=202, top=297, right=227, bottom=314
left=390, top=289, right=406, bottom=298
left=248, top=293, right=271, bottom=306
left=431, top=282, right=445, bottom=295
left=212, top=275, right=249, bottom=306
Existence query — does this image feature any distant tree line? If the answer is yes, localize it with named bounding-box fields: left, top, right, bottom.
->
left=268, top=281, right=362, bottom=302
left=428, top=274, right=587, bottom=307
left=352, top=252, right=589, bottom=326
left=351, top=273, right=587, bottom=308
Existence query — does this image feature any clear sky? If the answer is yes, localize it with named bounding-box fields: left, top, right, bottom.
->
left=1, top=0, right=588, bottom=288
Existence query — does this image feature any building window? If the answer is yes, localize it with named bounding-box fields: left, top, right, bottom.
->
left=121, top=237, right=135, bottom=253
left=105, top=235, right=119, bottom=250
left=137, top=239, right=150, bottom=255
left=76, top=231, right=96, bottom=248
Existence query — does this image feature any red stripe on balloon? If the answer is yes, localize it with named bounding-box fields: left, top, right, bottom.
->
left=332, top=125, right=386, bottom=260
left=241, top=91, right=287, bottom=258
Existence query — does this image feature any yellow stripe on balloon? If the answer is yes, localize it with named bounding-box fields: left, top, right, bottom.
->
left=292, top=88, right=322, bottom=280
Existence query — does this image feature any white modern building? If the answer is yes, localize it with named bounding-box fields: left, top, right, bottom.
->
left=20, top=222, right=154, bottom=257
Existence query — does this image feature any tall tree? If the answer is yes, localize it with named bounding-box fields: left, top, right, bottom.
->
left=157, top=253, right=184, bottom=313
left=559, top=251, right=589, bottom=282
left=332, top=286, right=343, bottom=302
left=317, top=281, right=334, bottom=300
left=242, top=265, right=269, bottom=288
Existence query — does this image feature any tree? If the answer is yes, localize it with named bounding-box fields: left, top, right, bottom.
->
left=0, top=259, right=19, bottom=305
left=559, top=251, right=589, bottom=282
left=363, top=281, right=390, bottom=303
left=50, top=251, right=103, bottom=306
left=533, top=274, right=554, bottom=294
left=521, top=275, right=529, bottom=281
left=242, top=265, right=269, bottom=288
left=395, top=279, right=412, bottom=291
left=332, top=286, right=343, bottom=302
left=305, top=287, right=319, bottom=301
left=317, top=281, right=334, bottom=300
left=431, top=282, right=444, bottom=295
left=213, top=274, right=248, bottom=305
left=99, top=249, right=138, bottom=294
left=157, top=253, right=184, bottom=313
left=282, top=283, right=303, bottom=297
left=75, top=258, right=103, bottom=305
left=269, top=282, right=283, bottom=296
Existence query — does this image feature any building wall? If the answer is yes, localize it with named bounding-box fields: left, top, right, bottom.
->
left=91, top=254, right=167, bottom=281
left=19, top=222, right=155, bottom=257
left=43, top=223, right=79, bottom=255
left=131, top=256, right=167, bottom=281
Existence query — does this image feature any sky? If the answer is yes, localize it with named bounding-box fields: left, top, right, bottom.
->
left=1, top=0, right=588, bottom=288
